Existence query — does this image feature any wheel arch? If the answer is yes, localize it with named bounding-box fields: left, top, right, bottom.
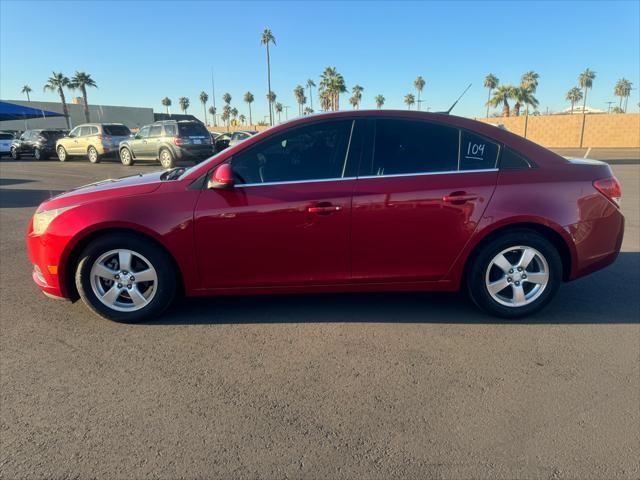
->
left=61, top=226, right=185, bottom=301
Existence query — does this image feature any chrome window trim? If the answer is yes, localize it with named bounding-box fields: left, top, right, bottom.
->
left=236, top=176, right=358, bottom=188
left=357, top=168, right=499, bottom=180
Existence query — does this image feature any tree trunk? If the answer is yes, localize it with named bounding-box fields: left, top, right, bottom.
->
left=81, top=86, right=90, bottom=122
left=59, top=87, right=70, bottom=128
left=309, top=86, right=313, bottom=110
left=513, top=102, right=520, bottom=116
left=570, top=101, right=574, bottom=114
left=266, top=44, right=273, bottom=126
left=579, top=88, right=588, bottom=147
left=502, top=100, right=510, bottom=117
left=486, top=89, right=492, bottom=118
left=619, top=96, right=623, bottom=109
left=26, top=92, right=31, bottom=102
left=248, top=103, right=252, bottom=126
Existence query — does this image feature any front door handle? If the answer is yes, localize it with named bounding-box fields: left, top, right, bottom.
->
left=442, top=191, right=478, bottom=204
left=308, top=203, right=342, bottom=215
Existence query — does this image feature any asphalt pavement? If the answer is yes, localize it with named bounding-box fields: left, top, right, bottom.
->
left=1, top=154, right=638, bottom=479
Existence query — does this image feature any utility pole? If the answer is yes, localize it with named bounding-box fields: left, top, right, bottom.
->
left=211, top=68, right=217, bottom=126
left=605, top=101, right=615, bottom=113
left=283, top=105, right=291, bottom=120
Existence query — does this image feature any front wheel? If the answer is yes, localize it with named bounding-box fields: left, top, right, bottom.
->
left=120, top=148, right=134, bottom=166
left=10, top=147, right=20, bottom=160
left=87, top=146, right=101, bottom=163
left=57, top=146, right=68, bottom=162
left=466, top=230, right=562, bottom=318
left=75, top=233, right=177, bottom=322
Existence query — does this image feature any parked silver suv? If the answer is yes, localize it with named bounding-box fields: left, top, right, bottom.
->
left=56, top=123, right=131, bottom=163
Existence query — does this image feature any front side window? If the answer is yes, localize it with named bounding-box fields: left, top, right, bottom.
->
left=69, top=127, right=80, bottom=137
left=370, top=119, right=459, bottom=176
left=232, top=120, right=353, bottom=185
left=137, top=126, right=150, bottom=139
left=459, top=130, right=500, bottom=170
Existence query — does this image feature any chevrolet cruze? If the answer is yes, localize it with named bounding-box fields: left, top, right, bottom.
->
left=27, top=111, right=624, bottom=322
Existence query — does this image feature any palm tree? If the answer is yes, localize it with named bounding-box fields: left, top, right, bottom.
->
left=294, top=85, right=305, bottom=115
left=267, top=91, right=276, bottom=119
left=161, top=97, right=172, bottom=115
left=512, top=86, right=539, bottom=117
left=21, top=85, right=32, bottom=101
left=239, top=114, right=246, bottom=125
left=208, top=105, right=216, bottom=124
left=275, top=102, right=283, bottom=123
left=614, top=78, right=632, bottom=111
left=221, top=105, right=231, bottom=130
left=306, top=79, right=316, bottom=110
left=43, top=72, right=71, bottom=128
left=578, top=68, right=596, bottom=113
left=199, top=91, right=209, bottom=124
left=304, top=106, right=314, bottom=115
left=487, top=84, right=516, bottom=117
left=566, top=87, right=583, bottom=114
left=375, top=94, right=385, bottom=109
left=243, top=92, right=254, bottom=125
left=179, top=97, right=190, bottom=114
left=520, top=71, right=539, bottom=116
left=70, top=72, right=97, bottom=123
left=231, top=107, right=238, bottom=124
left=404, top=93, right=415, bottom=110
left=352, top=84, right=364, bottom=109
left=222, top=92, right=232, bottom=106
left=622, top=80, right=633, bottom=112
left=261, top=28, right=276, bottom=125
left=349, top=95, right=359, bottom=109
left=319, top=67, right=347, bottom=111
left=414, top=76, right=425, bottom=111
left=483, top=73, right=499, bottom=118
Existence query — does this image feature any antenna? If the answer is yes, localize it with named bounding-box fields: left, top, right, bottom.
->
left=442, top=83, right=472, bottom=114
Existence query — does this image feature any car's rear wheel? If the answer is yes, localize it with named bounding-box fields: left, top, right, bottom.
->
left=120, top=148, right=134, bottom=166
left=75, top=233, right=177, bottom=322
left=87, top=146, right=101, bottom=163
left=159, top=148, right=175, bottom=169
left=57, top=146, right=67, bottom=162
left=466, top=230, right=562, bottom=318
left=10, top=147, right=19, bottom=160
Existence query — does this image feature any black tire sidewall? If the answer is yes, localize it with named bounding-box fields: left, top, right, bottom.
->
left=75, top=233, right=177, bottom=323
left=467, top=230, right=562, bottom=319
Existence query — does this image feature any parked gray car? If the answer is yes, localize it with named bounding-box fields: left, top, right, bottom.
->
left=118, top=120, right=213, bottom=168
left=56, top=123, right=131, bottom=163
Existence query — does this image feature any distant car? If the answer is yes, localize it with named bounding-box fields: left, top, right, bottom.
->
left=0, top=132, right=14, bottom=156
left=213, top=132, right=232, bottom=152
left=56, top=123, right=131, bottom=163
left=228, top=130, right=258, bottom=148
left=10, top=129, right=68, bottom=160
left=118, top=120, right=213, bottom=168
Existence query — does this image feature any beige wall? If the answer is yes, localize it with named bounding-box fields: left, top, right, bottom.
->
left=479, top=113, right=640, bottom=148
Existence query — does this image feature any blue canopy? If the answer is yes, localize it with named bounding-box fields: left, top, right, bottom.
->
left=0, top=101, right=65, bottom=121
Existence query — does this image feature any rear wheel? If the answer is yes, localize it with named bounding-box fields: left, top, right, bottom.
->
left=57, top=146, right=68, bottom=162
left=34, top=147, right=48, bottom=160
left=159, top=148, right=175, bottom=169
left=466, top=230, right=562, bottom=318
left=10, top=147, right=20, bottom=160
left=120, top=147, right=134, bottom=166
left=87, top=146, right=100, bottom=163
left=75, top=233, right=177, bottom=322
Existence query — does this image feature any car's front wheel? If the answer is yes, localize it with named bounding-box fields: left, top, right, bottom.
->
left=466, top=230, right=562, bottom=318
left=10, top=147, right=20, bottom=160
left=120, top=148, right=134, bottom=166
left=87, top=146, right=101, bottom=163
left=75, top=233, right=177, bottom=322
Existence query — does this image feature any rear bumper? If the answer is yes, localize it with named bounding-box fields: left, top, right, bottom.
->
left=175, top=146, right=214, bottom=161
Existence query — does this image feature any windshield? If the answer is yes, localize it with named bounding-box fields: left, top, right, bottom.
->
left=103, top=125, right=131, bottom=136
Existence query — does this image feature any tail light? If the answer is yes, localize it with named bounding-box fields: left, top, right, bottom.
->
left=174, top=137, right=184, bottom=146
left=96, top=135, right=112, bottom=143
left=593, top=177, right=622, bottom=206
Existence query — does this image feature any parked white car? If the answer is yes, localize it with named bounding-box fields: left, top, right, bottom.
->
left=0, top=132, right=14, bottom=156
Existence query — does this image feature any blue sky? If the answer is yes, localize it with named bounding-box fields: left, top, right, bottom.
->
left=1, top=0, right=639, bottom=121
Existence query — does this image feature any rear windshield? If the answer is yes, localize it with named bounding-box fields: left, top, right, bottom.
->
left=103, top=125, right=131, bottom=136
left=0, top=133, right=13, bottom=140
left=178, top=123, right=209, bottom=136
left=40, top=130, right=66, bottom=138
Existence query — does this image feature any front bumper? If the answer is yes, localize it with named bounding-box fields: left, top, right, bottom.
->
left=27, top=225, right=67, bottom=298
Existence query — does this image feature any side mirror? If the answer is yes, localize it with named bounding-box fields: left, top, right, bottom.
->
left=207, top=163, right=234, bottom=189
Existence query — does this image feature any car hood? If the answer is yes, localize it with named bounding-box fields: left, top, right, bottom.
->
left=38, top=170, right=165, bottom=211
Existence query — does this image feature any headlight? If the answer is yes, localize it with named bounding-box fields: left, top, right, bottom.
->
left=32, top=206, right=75, bottom=235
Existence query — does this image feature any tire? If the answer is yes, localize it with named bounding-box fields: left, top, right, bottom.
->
left=159, top=148, right=175, bottom=169
left=87, top=146, right=101, bottom=163
left=57, top=146, right=68, bottom=162
left=120, top=147, right=134, bottom=166
left=75, top=233, right=177, bottom=323
left=10, top=147, right=20, bottom=160
left=34, top=147, right=48, bottom=160
left=466, top=229, right=562, bottom=319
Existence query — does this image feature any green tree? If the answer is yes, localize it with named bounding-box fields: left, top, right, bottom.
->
left=303, top=106, right=314, bottom=115
left=352, top=84, right=364, bottom=109
left=414, top=76, right=425, bottom=111
left=614, top=78, right=632, bottom=112
left=208, top=105, right=216, bottom=124
left=178, top=97, right=190, bottom=114
left=243, top=91, right=254, bottom=125
left=221, top=105, right=231, bottom=130
left=319, top=67, right=347, bottom=111
left=375, top=94, right=385, bottom=109
left=349, top=95, right=359, bottom=109
left=43, top=72, right=71, bottom=128
left=161, top=97, right=172, bottom=115
left=231, top=107, right=238, bottom=124
left=483, top=73, right=499, bottom=118
left=70, top=71, right=97, bottom=123
left=294, top=85, right=306, bottom=115
left=512, top=86, right=538, bottom=117
left=565, top=87, right=583, bottom=114
left=306, top=79, right=316, bottom=110
left=520, top=71, right=539, bottom=116
left=222, top=92, right=232, bottom=105
left=199, top=91, right=209, bottom=124
left=239, top=114, right=246, bottom=124
left=21, top=85, right=32, bottom=101
left=404, top=93, right=415, bottom=110
left=275, top=102, right=283, bottom=122
left=487, top=84, right=516, bottom=117
left=578, top=68, right=596, bottom=114
left=267, top=91, right=276, bottom=120
left=261, top=28, right=276, bottom=125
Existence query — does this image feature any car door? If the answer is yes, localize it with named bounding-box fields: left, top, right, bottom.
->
left=351, top=118, right=499, bottom=283
left=75, top=126, right=91, bottom=155
left=146, top=125, right=163, bottom=159
left=193, top=118, right=359, bottom=290
left=130, top=126, right=150, bottom=158
left=18, top=131, right=31, bottom=154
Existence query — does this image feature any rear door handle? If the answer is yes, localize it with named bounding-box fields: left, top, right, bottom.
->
left=442, top=191, right=478, bottom=204
left=308, top=203, right=342, bottom=215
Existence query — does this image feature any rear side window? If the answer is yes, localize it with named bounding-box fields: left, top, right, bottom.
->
left=103, top=125, right=131, bottom=136
left=164, top=124, right=177, bottom=136
left=90, top=126, right=99, bottom=135
left=0, top=133, right=13, bottom=140
left=459, top=130, right=500, bottom=170
left=371, top=119, right=459, bottom=175
left=178, top=123, right=209, bottom=136
left=78, top=126, right=91, bottom=137
left=40, top=130, right=65, bottom=139
left=500, top=147, right=534, bottom=169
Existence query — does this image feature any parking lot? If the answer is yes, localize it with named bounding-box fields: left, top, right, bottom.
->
left=1, top=155, right=638, bottom=478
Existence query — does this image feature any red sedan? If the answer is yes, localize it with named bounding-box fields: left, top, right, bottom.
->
left=27, top=111, right=624, bottom=322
